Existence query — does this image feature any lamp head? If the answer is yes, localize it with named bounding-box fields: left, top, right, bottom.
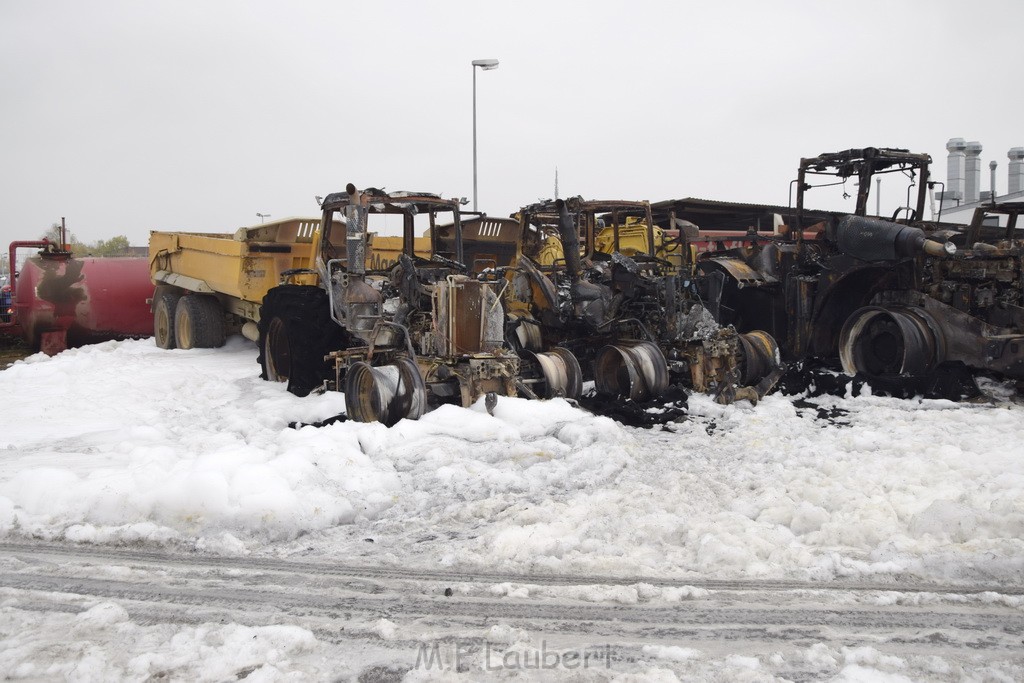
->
left=472, top=59, right=499, bottom=70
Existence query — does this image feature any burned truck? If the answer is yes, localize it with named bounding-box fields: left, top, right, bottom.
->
left=839, top=201, right=1024, bottom=383
left=688, top=147, right=1024, bottom=391
left=257, top=185, right=521, bottom=425
left=486, top=197, right=781, bottom=404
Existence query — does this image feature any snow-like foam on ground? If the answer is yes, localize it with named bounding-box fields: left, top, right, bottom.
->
left=8, top=597, right=1017, bottom=682
left=0, top=339, right=629, bottom=548
left=460, top=391, right=1024, bottom=582
left=0, top=601, right=321, bottom=681
left=2, top=339, right=1024, bottom=583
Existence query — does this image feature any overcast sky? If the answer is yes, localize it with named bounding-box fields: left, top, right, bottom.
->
left=1, top=0, right=1021, bottom=248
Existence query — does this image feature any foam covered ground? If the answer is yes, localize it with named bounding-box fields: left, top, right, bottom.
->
left=1, top=338, right=1023, bottom=585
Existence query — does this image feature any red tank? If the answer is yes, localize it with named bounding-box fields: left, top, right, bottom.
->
left=5, top=241, right=154, bottom=355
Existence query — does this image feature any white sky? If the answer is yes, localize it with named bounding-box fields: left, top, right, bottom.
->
left=1, top=0, right=1021, bottom=248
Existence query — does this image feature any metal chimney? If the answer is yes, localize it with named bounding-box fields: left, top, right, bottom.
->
left=1009, top=147, right=1024, bottom=194
left=964, top=140, right=983, bottom=204
left=988, top=160, right=998, bottom=203
left=943, top=137, right=966, bottom=206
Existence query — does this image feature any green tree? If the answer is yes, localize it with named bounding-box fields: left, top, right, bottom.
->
left=40, top=224, right=135, bottom=256
left=90, top=235, right=131, bottom=256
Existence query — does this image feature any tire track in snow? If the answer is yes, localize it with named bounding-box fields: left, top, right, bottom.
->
left=2, top=572, right=1022, bottom=652
left=3, top=540, right=1022, bottom=596
left=1, top=540, right=1022, bottom=657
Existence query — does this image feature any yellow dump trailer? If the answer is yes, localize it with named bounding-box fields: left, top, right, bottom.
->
left=149, top=218, right=321, bottom=348
left=149, top=216, right=431, bottom=350
left=365, top=233, right=431, bottom=270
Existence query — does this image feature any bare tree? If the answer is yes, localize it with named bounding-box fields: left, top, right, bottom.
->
left=39, top=222, right=88, bottom=254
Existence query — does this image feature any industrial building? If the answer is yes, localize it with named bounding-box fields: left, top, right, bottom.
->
left=937, top=137, right=1024, bottom=224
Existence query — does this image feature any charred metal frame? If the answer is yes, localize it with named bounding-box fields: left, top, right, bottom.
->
left=306, top=185, right=519, bottom=423
left=505, top=197, right=782, bottom=403
left=518, top=197, right=656, bottom=266
left=319, top=188, right=465, bottom=270
left=682, top=147, right=1024, bottom=390
left=965, top=201, right=1023, bottom=245
left=682, top=148, right=948, bottom=366
left=794, top=148, right=932, bottom=245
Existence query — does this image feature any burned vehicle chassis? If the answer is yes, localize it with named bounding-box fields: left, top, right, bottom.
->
left=840, top=202, right=1024, bottom=383
left=259, top=185, right=519, bottom=425
left=692, top=147, right=1024, bottom=392
left=498, top=197, right=781, bottom=404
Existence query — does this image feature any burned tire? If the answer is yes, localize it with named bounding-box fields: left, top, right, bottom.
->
left=257, top=285, right=346, bottom=397
left=737, top=330, right=780, bottom=385
left=531, top=347, right=584, bottom=399
left=594, top=340, right=670, bottom=401
left=839, top=306, right=941, bottom=378
left=153, top=287, right=182, bottom=349
left=174, top=295, right=226, bottom=350
left=345, top=358, right=427, bottom=426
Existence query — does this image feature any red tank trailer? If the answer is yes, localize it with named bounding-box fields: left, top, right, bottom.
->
left=1, top=239, right=154, bottom=355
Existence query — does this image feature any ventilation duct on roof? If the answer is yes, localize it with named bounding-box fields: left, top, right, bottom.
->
left=965, top=141, right=983, bottom=204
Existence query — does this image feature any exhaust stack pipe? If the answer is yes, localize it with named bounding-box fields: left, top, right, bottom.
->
left=556, top=199, right=582, bottom=284
left=339, top=183, right=382, bottom=339
left=554, top=199, right=611, bottom=329
left=345, top=183, right=366, bottom=277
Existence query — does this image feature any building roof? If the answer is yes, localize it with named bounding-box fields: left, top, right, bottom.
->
left=646, top=197, right=844, bottom=231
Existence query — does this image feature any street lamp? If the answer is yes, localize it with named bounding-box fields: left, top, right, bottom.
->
left=472, top=58, right=499, bottom=212
left=257, top=212, right=271, bottom=223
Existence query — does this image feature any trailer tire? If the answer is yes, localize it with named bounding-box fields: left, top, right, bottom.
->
left=174, top=295, right=226, bottom=350
left=153, top=287, right=182, bottom=349
left=258, top=285, right=345, bottom=397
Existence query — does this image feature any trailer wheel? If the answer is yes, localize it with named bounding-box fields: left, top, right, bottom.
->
left=258, top=285, right=345, bottom=397
left=174, top=295, right=226, bottom=350
left=153, top=287, right=182, bottom=349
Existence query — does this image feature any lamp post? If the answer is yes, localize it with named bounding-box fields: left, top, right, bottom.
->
left=257, top=213, right=271, bottom=223
left=472, top=58, right=499, bottom=212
